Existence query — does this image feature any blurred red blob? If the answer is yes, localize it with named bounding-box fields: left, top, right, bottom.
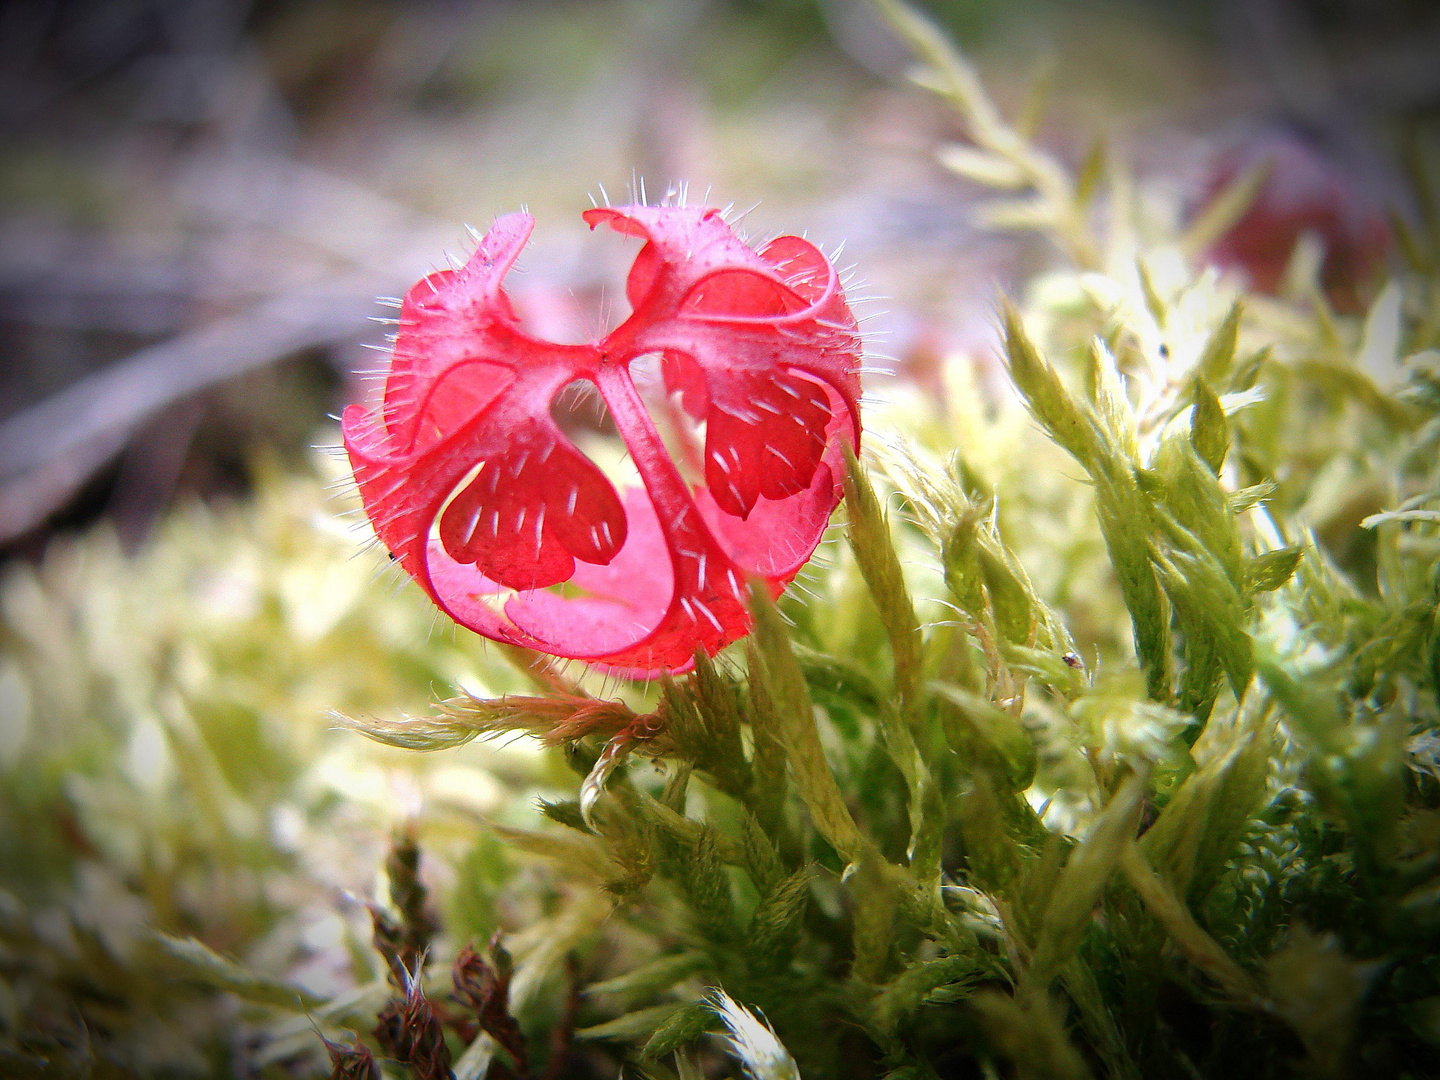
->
left=342, top=205, right=861, bottom=675
left=1199, top=134, right=1390, bottom=312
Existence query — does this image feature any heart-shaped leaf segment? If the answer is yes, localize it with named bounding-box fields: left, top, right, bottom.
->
left=343, top=204, right=862, bottom=674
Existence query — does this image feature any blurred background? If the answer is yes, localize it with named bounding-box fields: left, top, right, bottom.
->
left=0, top=3, right=1437, bottom=1074
left=0, top=0, right=1436, bottom=557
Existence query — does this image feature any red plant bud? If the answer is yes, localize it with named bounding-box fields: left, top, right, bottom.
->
left=385, top=831, right=438, bottom=971
left=343, top=203, right=862, bottom=675
left=323, top=1034, right=381, bottom=1080
left=366, top=901, right=409, bottom=989
left=454, top=936, right=528, bottom=1075
left=373, top=973, right=453, bottom=1080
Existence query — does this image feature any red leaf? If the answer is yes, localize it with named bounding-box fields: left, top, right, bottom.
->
left=343, top=203, right=862, bottom=675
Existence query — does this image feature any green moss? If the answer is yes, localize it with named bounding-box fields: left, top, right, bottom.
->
left=4, top=3, right=1440, bottom=1077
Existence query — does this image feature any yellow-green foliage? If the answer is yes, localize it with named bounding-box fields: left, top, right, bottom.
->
left=4, top=3, right=1440, bottom=1077
left=0, top=464, right=585, bottom=1075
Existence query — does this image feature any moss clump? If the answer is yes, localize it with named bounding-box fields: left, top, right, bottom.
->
left=4, top=2, right=1440, bottom=1077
